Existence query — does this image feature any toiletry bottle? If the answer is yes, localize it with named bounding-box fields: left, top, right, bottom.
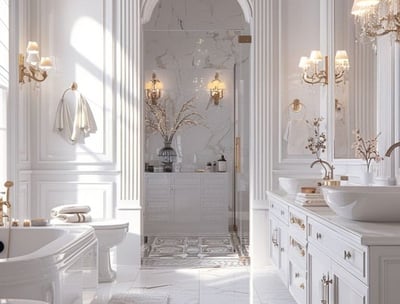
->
left=217, top=155, right=227, bottom=172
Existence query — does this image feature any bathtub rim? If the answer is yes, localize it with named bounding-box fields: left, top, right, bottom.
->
left=0, top=225, right=98, bottom=285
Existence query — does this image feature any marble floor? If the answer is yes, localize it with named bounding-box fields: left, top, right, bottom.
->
left=91, top=265, right=296, bottom=304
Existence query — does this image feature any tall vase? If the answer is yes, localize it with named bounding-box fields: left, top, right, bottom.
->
left=158, top=140, right=177, bottom=172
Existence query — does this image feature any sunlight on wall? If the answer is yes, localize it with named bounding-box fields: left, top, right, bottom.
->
left=70, top=17, right=104, bottom=70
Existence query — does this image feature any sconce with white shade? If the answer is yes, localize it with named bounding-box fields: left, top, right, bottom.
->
left=298, top=50, right=350, bottom=85
left=19, top=41, right=52, bottom=84
left=207, top=73, right=225, bottom=105
left=351, top=0, right=400, bottom=42
left=145, top=72, right=163, bottom=104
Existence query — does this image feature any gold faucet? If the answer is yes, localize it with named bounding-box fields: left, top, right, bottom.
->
left=310, top=159, right=334, bottom=180
left=0, top=181, right=13, bottom=226
left=385, top=141, right=400, bottom=157
left=385, top=142, right=400, bottom=185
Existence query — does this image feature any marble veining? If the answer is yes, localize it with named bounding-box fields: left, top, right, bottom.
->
left=91, top=265, right=297, bottom=304
left=144, top=0, right=247, bottom=31
left=143, top=0, right=250, bottom=172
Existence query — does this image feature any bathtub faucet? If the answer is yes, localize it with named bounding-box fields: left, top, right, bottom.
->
left=0, top=181, right=13, bottom=226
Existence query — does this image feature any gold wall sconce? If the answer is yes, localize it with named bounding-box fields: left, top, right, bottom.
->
left=19, top=41, right=53, bottom=84
left=207, top=73, right=225, bottom=105
left=352, top=0, right=400, bottom=42
left=145, top=72, right=163, bottom=104
left=298, top=50, right=350, bottom=85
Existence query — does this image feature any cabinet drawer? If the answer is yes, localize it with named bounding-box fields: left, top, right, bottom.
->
left=288, top=235, right=306, bottom=268
left=145, top=174, right=170, bottom=185
left=269, top=198, right=289, bottom=225
left=308, top=218, right=367, bottom=282
left=289, top=209, right=307, bottom=240
left=335, top=239, right=366, bottom=281
left=288, top=260, right=306, bottom=304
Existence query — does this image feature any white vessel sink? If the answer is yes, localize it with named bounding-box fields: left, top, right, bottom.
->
left=279, top=177, right=322, bottom=195
left=321, top=186, right=400, bottom=222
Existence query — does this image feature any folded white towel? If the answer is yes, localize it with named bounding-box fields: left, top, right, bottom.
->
left=108, top=293, right=169, bottom=304
left=51, top=204, right=91, bottom=217
left=54, top=213, right=92, bottom=223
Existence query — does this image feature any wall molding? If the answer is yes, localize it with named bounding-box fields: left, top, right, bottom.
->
left=141, top=0, right=253, bottom=24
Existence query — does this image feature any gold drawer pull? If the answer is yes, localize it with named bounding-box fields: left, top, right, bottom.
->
left=291, top=238, right=306, bottom=257
left=344, top=250, right=352, bottom=259
left=299, top=283, right=305, bottom=290
left=290, top=216, right=305, bottom=230
left=272, top=228, right=279, bottom=247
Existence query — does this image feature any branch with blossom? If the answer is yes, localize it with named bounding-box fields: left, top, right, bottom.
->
left=145, top=96, right=203, bottom=143
left=352, top=129, right=383, bottom=172
left=305, top=117, right=327, bottom=159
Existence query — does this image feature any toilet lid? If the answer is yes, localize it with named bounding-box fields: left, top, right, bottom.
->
left=89, top=219, right=129, bottom=230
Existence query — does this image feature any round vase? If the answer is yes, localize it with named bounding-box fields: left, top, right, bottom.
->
left=158, top=140, right=177, bottom=172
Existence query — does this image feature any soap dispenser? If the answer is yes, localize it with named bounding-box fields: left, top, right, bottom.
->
left=217, top=155, right=227, bottom=172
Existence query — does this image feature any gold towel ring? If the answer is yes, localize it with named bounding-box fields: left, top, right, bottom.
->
left=61, top=82, right=79, bottom=100
left=290, top=99, right=304, bottom=113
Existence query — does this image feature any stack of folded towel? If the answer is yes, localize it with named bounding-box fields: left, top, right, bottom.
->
left=294, top=193, right=327, bottom=206
left=51, top=204, right=92, bottom=223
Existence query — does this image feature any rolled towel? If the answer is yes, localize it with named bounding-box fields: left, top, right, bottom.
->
left=51, top=204, right=91, bottom=217
left=55, top=213, right=92, bottom=223
left=108, top=293, right=169, bottom=304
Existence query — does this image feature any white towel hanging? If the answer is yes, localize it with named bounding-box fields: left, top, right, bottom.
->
left=54, top=82, right=97, bottom=144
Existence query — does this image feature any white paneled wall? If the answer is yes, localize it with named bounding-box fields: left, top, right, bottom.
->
left=14, top=0, right=117, bottom=222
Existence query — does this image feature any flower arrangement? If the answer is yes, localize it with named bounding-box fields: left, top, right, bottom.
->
left=145, top=96, right=203, bottom=143
left=305, top=117, right=327, bottom=159
left=352, top=129, right=383, bottom=172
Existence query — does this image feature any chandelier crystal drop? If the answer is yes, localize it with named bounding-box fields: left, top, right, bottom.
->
left=351, top=0, right=400, bottom=42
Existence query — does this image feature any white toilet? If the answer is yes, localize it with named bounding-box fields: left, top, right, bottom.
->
left=88, top=219, right=129, bottom=283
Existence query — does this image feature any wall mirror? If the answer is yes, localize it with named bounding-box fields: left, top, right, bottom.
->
left=333, top=0, right=377, bottom=160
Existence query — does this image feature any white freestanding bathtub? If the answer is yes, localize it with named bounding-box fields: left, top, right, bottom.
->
left=0, top=225, right=98, bottom=304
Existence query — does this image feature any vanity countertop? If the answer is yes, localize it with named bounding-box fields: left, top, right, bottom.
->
left=268, top=191, right=400, bottom=247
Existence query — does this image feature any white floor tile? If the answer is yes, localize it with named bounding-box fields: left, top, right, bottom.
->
left=92, top=264, right=296, bottom=304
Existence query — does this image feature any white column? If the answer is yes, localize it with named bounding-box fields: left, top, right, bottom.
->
left=115, top=0, right=143, bottom=266
left=376, top=36, right=397, bottom=184
left=116, top=0, right=144, bottom=205
left=250, top=0, right=277, bottom=267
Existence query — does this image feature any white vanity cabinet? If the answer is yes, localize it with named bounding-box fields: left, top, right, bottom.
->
left=268, top=191, right=400, bottom=304
left=308, top=242, right=368, bottom=304
left=269, top=198, right=289, bottom=285
left=144, top=172, right=230, bottom=235
left=288, top=208, right=308, bottom=304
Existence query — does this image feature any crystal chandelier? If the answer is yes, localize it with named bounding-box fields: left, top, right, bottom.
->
left=351, top=0, right=400, bottom=41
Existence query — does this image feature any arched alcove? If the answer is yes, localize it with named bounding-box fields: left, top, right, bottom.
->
left=141, top=0, right=253, bottom=24
left=116, top=0, right=276, bottom=266
left=141, top=0, right=251, bottom=247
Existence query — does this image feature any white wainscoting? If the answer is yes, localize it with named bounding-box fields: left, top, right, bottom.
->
left=27, top=171, right=118, bottom=220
